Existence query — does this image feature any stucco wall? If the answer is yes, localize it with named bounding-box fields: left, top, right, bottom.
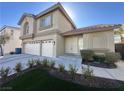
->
left=21, top=16, right=35, bottom=36
left=56, top=10, right=74, bottom=33
left=56, top=34, right=65, bottom=56
left=83, top=31, right=115, bottom=52
left=64, top=30, right=115, bottom=54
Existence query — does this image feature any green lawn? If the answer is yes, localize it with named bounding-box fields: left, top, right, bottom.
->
left=1, top=68, right=124, bottom=91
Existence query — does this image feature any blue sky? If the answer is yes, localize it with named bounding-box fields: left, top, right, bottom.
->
left=0, top=2, right=124, bottom=28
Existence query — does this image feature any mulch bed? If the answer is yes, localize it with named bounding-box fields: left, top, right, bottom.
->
left=83, top=61, right=117, bottom=69
left=49, top=69, right=120, bottom=88
left=0, top=65, right=121, bottom=89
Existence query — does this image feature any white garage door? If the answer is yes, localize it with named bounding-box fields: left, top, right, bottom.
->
left=42, top=40, right=53, bottom=57
left=25, top=43, right=40, bottom=55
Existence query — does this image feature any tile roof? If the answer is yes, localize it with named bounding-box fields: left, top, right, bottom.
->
left=62, top=24, right=122, bottom=36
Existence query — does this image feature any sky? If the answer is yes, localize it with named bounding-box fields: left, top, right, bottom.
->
left=0, top=2, right=124, bottom=28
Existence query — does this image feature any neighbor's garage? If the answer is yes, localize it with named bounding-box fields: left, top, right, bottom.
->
left=24, top=42, right=41, bottom=56
left=42, top=40, right=54, bottom=57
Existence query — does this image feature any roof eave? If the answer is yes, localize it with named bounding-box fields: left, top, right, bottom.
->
left=35, top=3, right=77, bottom=29
left=62, top=25, right=121, bottom=36
left=18, top=13, right=35, bottom=25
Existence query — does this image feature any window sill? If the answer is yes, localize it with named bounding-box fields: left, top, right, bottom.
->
left=39, top=25, right=52, bottom=31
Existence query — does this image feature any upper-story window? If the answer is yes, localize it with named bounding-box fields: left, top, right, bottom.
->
left=24, top=22, right=29, bottom=35
left=40, top=14, right=52, bottom=29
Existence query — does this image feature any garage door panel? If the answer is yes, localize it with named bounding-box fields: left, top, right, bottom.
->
left=25, top=43, right=40, bottom=56
left=42, top=40, right=53, bottom=57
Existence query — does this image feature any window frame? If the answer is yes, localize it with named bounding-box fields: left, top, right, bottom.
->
left=39, top=14, right=53, bottom=30
left=23, top=22, right=29, bottom=35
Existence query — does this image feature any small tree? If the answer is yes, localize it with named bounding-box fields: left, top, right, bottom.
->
left=68, top=64, right=78, bottom=80
left=114, top=27, right=124, bottom=39
left=0, top=34, right=10, bottom=56
left=42, top=59, right=49, bottom=67
left=58, top=64, right=65, bottom=72
left=27, top=59, right=35, bottom=68
left=14, top=63, right=23, bottom=73
left=0, top=67, right=11, bottom=80
left=35, top=59, right=41, bottom=65
left=49, top=60, right=55, bottom=69
left=82, top=65, right=93, bottom=80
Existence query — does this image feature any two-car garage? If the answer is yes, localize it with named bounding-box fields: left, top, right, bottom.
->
left=24, top=40, right=54, bottom=57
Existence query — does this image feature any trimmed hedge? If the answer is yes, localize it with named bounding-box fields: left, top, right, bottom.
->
left=80, top=49, right=121, bottom=65
left=80, top=50, right=94, bottom=62
left=105, top=52, right=121, bottom=65
left=93, top=54, right=105, bottom=63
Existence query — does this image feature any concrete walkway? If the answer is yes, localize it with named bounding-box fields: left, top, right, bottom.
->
left=0, top=54, right=124, bottom=81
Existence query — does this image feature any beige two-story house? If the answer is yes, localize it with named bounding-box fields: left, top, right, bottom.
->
left=0, top=26, right=22, bottom=55
left=18, top=3, right=121, bottom=57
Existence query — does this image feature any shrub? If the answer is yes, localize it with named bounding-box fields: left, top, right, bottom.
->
left=80, top=50, right=94, bottom=62
left=68, top=64, right=78, bottom=80
left=93, top=54, right=105, bottom=63
left=35, top=59, right=41, bottom=65
left=42, top=59, right=49, bottom=67
left=58, top=64, right=65, bottom=72
left=27, top=59, right=35, bottom=68
left=105, top=52, right=121, bottom=65
left=14, top=63, right=23, bottom=73
left=0, top=67, right=11, bottom=80
left=49, top=60, right=55, bottom=68
left=82, top=65, right=93, bottom=80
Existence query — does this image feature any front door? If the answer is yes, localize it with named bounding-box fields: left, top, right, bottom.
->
left=65, top=37, right=78, bottom=54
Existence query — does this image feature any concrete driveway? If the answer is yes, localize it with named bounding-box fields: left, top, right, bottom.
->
left=0, top=54, right=124, bottom=81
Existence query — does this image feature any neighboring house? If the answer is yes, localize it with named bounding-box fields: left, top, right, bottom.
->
left=0, top=26, right=22, bottom=55
left=18, top=3, right=121, bottom=57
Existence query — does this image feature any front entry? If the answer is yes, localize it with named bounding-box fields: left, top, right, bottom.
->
left=65, top=37, right=78, bottom=54
left=42, top=40, right=54, bottom=57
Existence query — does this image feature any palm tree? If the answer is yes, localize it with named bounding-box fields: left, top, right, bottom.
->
left=0, top=34, right=10, bottom=56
